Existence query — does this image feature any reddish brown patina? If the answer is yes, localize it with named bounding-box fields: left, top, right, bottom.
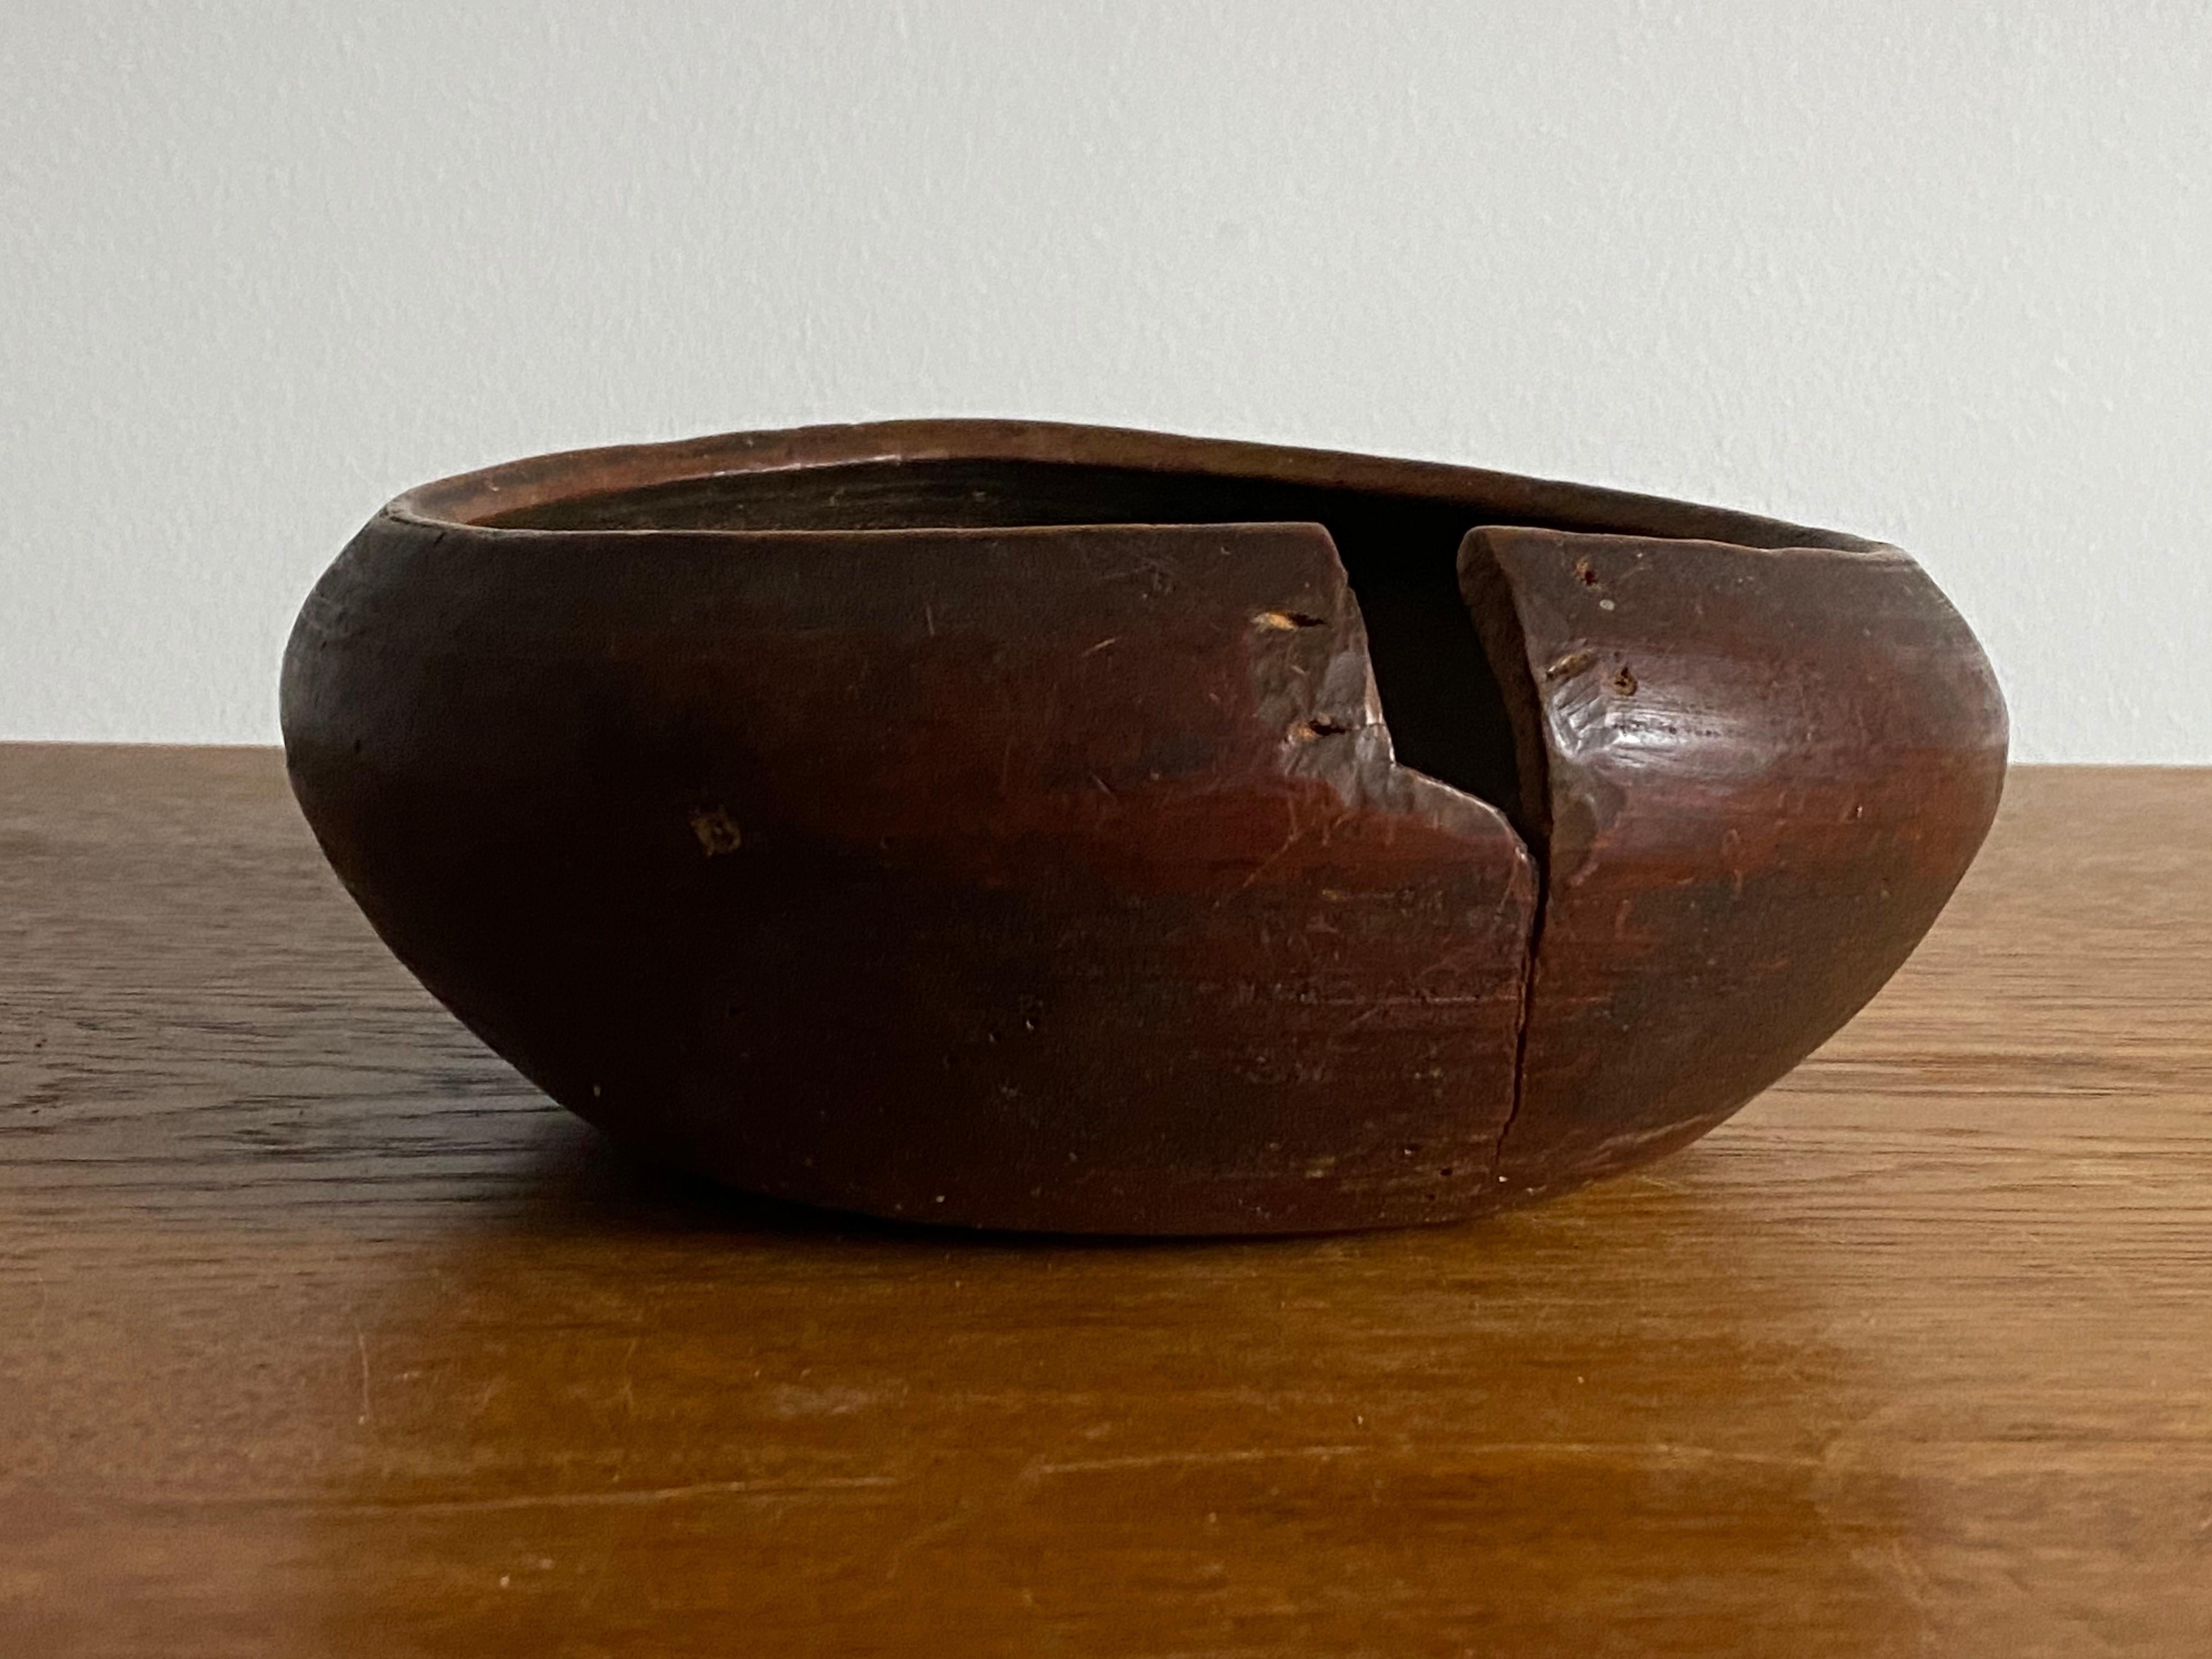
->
left=281, top=421, right=2006, bottom=1233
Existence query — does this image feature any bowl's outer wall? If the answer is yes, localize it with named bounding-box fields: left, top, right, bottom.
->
left=1462, top=529, right=2010, bottom=1199
left=281, top=515, right=1537, bottom=1233
left=280, top=421, right=2010, bottom=1234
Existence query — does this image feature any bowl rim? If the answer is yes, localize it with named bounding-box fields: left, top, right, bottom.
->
left=384, top=416, right=1881, bottom=556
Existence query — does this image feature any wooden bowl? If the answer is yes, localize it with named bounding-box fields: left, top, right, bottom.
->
left=281, top=420, right=2006, bottom=1233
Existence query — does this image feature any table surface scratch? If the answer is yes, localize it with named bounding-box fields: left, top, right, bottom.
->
left=2, top=746, right=2207, bottom=1657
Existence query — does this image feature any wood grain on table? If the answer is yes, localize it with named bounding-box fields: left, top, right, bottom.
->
left=1, top=746, right=2207, bottom=1657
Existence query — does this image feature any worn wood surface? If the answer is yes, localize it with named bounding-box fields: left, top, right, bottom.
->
left=2, top=744, right=2207, bottom=1656
left=281, top=419, right=2005, bottom=1231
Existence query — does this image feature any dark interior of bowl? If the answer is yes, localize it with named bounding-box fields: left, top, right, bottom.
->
left=481, top=458, right=1533, bottom=826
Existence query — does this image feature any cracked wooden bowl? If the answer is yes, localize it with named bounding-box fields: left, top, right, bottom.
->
left=281, top=421, right=2007, bottom=1234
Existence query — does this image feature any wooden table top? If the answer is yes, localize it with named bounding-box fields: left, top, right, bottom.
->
left=2, top=746, right=2207, bottom=1657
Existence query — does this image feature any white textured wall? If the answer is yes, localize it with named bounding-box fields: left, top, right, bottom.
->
left=4, top=2, right=2207, bottom=758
